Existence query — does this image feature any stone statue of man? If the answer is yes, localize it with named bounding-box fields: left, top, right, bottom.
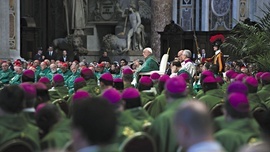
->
left=126, top=4, right=145, bottom=51
left=71, top=0, right=87, bottom=35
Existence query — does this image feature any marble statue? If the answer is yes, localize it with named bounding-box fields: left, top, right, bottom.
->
left=52, top=35, right=89, bottom=55
left=102, top=34, right=127, bottom=55
left=125, top=4, right=145, bottom=51
left=71, top=0, right=87, bottom=35
left=101, top=0, right=151, bottom=54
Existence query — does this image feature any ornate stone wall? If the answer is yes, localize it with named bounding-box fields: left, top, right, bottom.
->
left=0, top=0, right=11, bottom=59
left=151, top=0, right=172, bottom=59
left=239, top=0, right=248, bottom=21
left=9, top=0, right=16, bottom=49
left=209, top=0, right=232, bottom=30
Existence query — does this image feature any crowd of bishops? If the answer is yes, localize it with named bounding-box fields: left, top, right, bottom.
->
left=0, top=46, right=269, bottom=152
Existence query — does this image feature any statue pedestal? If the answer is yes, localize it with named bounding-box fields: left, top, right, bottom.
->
left=110, top=51, right=144, bottom=63
left=85, top=25, right=100, bottom=51
left=81, top=51, right=144, bottom=63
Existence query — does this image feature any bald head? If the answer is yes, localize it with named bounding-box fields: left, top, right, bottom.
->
left=177, top=50, right=183, bottom=62
left=174, top=100, right=212, bottom=135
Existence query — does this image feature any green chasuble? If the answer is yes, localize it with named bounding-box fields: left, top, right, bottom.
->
left=47, top=71, right=58, bottom=81
left=115, top=112, right=143, bottom=145
left=40, top=119, right=71, bottom=150
left=147, top=90, right=166, bottom=119
left=0, top=114, right=40, bottom=151
left=149, top=97, right=189, bottom=152
left=195, top=89, right=204, bottom=99
left=257, top=84, right=270, bottom=102
left=49, top=86, right=69, bottom=101
left=0, top=69, right=14, bottom=85
left=123, top=83, right=135, bottom=89
left=66, top=71, right=80, bottom=94
left=140, top=91, right=156, bottom=106
left=80, top=79, right=101, bottom=97
left=221, top=82, right=229, bottom=93
left=22, top=111, right=36, bottom=126
left=136, top=55, right=159, bottom=73
left=264, top=96, right=270, bottom=108
left=9, top=73, right=22, bottom=85
left=124, top=107, right=154, bottom=129
left=153, top=83, right=160, bottom=95
left=38, top=68, right=50, bottom=78
left=198, top=89, right=224, bottom=110
left=215, top=118, right=261, bottom=152
left=248, top=93, right=267, bottom=112
left=62, top=70, right=72, bottom=81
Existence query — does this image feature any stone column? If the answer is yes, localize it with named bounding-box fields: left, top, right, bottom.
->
left=0, top=0, right=10, bottom=59
left=151, top=0, right=172, bottom=60
left=201, top=0, right=209, bottom=31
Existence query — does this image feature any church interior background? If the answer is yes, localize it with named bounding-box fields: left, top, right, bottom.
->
left=0, top=0, right=269, bottom=62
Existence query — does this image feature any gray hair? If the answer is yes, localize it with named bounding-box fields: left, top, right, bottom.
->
left=173, top=100, right=212, bottom=135
left=183, top=49, right=192, bottom=58
left=79, top=62, right=85, bottom=66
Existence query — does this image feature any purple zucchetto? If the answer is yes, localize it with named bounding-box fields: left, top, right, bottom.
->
left=33, top=82, right=48, bottom=90
left=150, top=72, right=160, bottom=80
left=227, top=92, right=250, bottom=112
left=179, top=72, right=190, bottom=81
left=139, top=76, right=153, bottom=87
left=100, top=73, right=113, bottom=81
left=19, top=82, right=36, bottom=100
left=36, top=103, right=46, bottom=114
left=261, top=72, right=270, bottom=83
left=203, top=76, right=216, bottom=83
left=23, top=70, right=35, bottom=79
left=235, top=73, right=247, bottom=82
left=81, top=68, right=94, bottom=77
left=122, top=68, right=133, bottom=75
left=53, top=74, right=64, bottom=83
left=255, top=72, right=264, bottom=80
left=230, top=73, right=238, bottom=79
left=74, top=77, right=85, bottom=84
left=159, top=75, right=170, bottom=83
left=227, top=81, right=248, bottom=95
left=226, top=70, right=235, bottom=79
left=244, top=76, right=258, bottom=87
left=201, top=70, right=214, bottom=77
left=38, top=77, right=50, bottom=83
left=102, top=88, right=121, bottom=104
left=215, top=76, right=224, bottom=83
left=113, top=78, right=123, bottom=83
left=122, top=88, right=140, bottom=99
left=73, top=90, right=90, bottom=102
left=165, top=76, right=186, bottom=94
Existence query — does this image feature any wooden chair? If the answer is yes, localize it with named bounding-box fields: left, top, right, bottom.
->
left=62, top=140, right=75, bottom=152
left=52, top=98, right=69, bottom=116
left=0, top=139, right=35, bottom=152
left=210, top=102, right=224, bottom=118
left=119, top=132, right=157, bottom=152
left=252, top=106, right=267, bottom=126
left=63, top=94, right=70, bottom=101
left=143, top=100, right=154, bottom=111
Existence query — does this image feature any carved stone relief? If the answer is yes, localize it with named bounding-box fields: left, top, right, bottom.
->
left=210, top=0, right=232, bottom=30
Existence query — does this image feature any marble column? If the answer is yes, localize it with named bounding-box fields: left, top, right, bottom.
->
left=0, top=0, right=10, bottom=59
left=151, top=0, right=172, bottom=60
left=201, top=0, right=209, bottom=31
left=10, top=0, right=22, bottom=60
